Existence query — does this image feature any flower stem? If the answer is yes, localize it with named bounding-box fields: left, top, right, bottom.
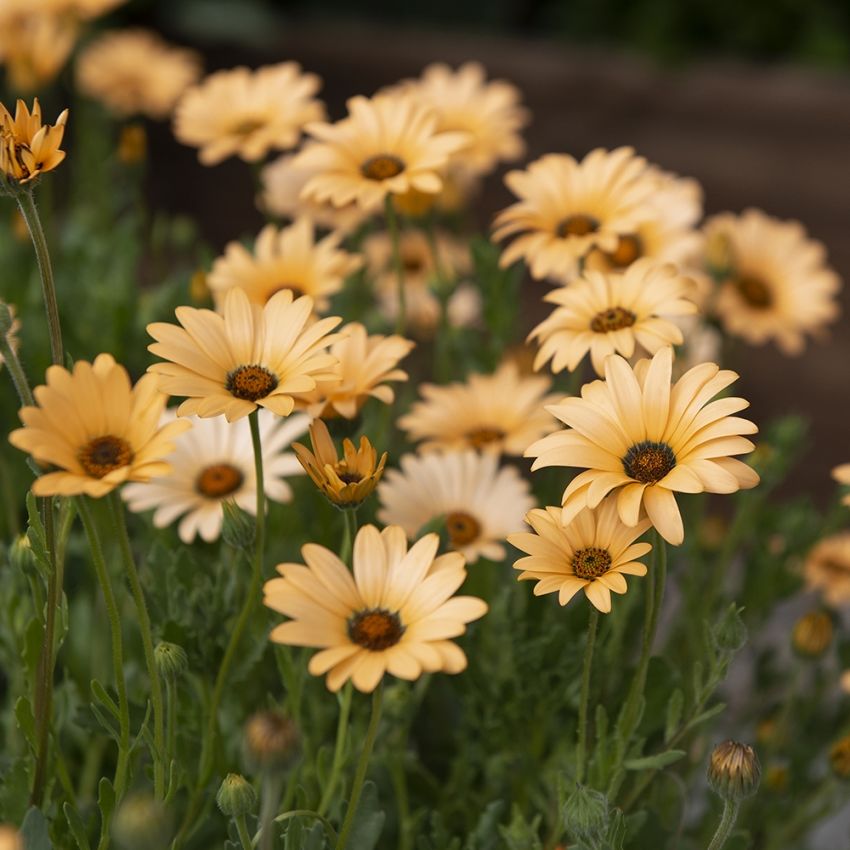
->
left=0, top=331, right=34, bottom=408
left=318, top=683, right=353, bottom=816
left=108, top=491, right=165, bottom=799
left=576, top=607, right=599, bottom=784
left=339, top=508, right=357, bottom=567
left=259, top=773, right=283, bottom=850
left=16, top=187, right=63, bottom=365
left=707, top=799, right=740, bottom=850
left=384, top=195, right=407, bottom=335
left=335, top=682, right=384, bottom=850
left=234, top=814, right=253, bottom=850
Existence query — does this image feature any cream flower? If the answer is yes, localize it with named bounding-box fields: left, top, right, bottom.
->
left=804, top=532, right=850, bottom=608
left=0, top=9, right=78, bottom=92
left=264, top=524, right=488, bottom=692
left=833, top=464, right=850, bottom=507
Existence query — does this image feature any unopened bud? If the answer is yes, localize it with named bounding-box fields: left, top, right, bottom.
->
left=216, top=773, right=257, bottom=817
left=243, top=709, right=300, bottom=772
left=112, top=792, right=172, bottom=850
left=154, top=641, right=188, bottom=680
left=710, top=604, right=748, bottom=655
left=221, top=499, right=254, bottom=551
left=9, top=534, right=34, bottom=573
left=792, top=611, right=833, bottom=658
left=829, top=735, right=850, bottom=779
left=562, top=783, right=608, bottom=840
left=707, top=741, right=761, bottom=801
left=0, top=825, right=22, bottom=850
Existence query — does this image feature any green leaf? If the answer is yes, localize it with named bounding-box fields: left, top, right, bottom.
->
left=344, top=781, right=384, bottom=850
left=302, top=822, right=327, bottom=850
left=97, top=778, right=115, bottom=829
left=623, top=750, right=686, bottom=771
left=63, top=802, right=92, bottom=850
left=664, top=689, right=684, bottom=743
left=24, top=493, right=51, bottom=582
left=14, top=697, right=37, bottom=753
left=90, top=680, right=120, bottom=719
left=685, top=702, right=726, bottom=731
left=20, top=806, right=53, bottom=850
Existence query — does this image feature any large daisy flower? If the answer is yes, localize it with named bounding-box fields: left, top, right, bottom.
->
left=705, top=209, right=841, bottom=355
left=377, top=450, right=534, bottom=563
left=526, top=346, right=759, bottom=546
left=509, top=496, right=652, bottom=613
left=293, top=92, right=469, bottom=212
left=147, top=287, right=341, bottom=422
left=207, top=218, right=362, bottom=313
left=123, top=409, right=309, bottom=542
left=529, top=259, right=698, bottom=376
left=398, top=360, right=559, bottom=455
left=263, top=524, right=488, bottom=692
left=9, top=354, right=189, bottom=497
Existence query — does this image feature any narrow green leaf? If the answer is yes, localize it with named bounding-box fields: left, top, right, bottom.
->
left=63, top=802, right=92, bottom=850
left=90, top=680, right=120, bottom=719
left=623, top=749, right=686, bottom=771
left=14, top=697, right=37, bottom=752
left=685, top=702, right=726, bottom=731
left=664, top=689, right=684, bottom=743
left=20, top=806, right=53, bottom=850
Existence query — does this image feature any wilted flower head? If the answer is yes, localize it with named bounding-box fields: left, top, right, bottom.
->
left=243, top=709, right=300, bottom=772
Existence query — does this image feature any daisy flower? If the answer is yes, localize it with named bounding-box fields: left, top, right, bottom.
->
left=526, top=346, right=759, bottom=546
left=9, top=354, right=190, bottom=497
left=0, top=98, right=68, bottom=184
left=509, top=496, right=652, bottom=613
left=833, top=464, right=850, bottom=507
left=146, top=287, right=341, bottom=422
left=377, top=450, right=534, bottom=563
left=804, top=533, right=850, bottom=608
left=123, top=409, right=309, bottom=543
left=0, top=9, right=78, bottom=93
left=264, top=524, right=488, bottom=692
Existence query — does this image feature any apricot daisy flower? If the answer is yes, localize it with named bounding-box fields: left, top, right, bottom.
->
left=294, top=92, right=469, bottom=212
left=0, top=9, right=78, bottom=93
left=264, top=524, right=488, bottom=692
left=147, top=287, right=342, bottom=422
left=509, top=496, right=652, bottom=613
left=377, top=450, right=534, bottom=563
left=492, top=147, right=657, bottom=281
left=174, top=63, right=325, bottom=165
left=0, top=98, right=68, bottom=185
left=804, top=532, right=850, bottom=608
left=9, top=354, right=190, bottom=498
left=832, top=464, right=850, bottom=507
left=526, top=346, right=759, bottom=545
left=529, top=259, right=698, bottom=376
left=123, top=409, right=308, bottom=542
left=398, top=361, right=559, bottom=455
left=207, top=218, right=362, bottom=313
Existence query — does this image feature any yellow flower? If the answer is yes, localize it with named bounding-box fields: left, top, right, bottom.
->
left=293, top=323, right=414, bottom=419
left=264, top=524, right=488, bottom=692
left=492, top=147, right=658, bottom=281
left=833, top=463, right=850, bottom=507
left=8, top=354, right=190, bottom=498
left=293, top=418, right=386, bottom=508
left=76, top=29, right=201, bottom=120
left=0, top=98, right=68, bottom=185
left=508, top=496, right=652, bottom=613
left=0, top=9, right=78, bottom=92
left=529, top=259, right=698, bottom=376
left=791, top=611, right=833, bottom=658
left=207, top=218, right=362, bottom=313
left=147, top=287, right=342, bottom=422
left=526, top=346, right=759, bottom=545
left=174, top=63, right=325, bottom=165
left=294, top=92, right=469, bottom=212
left=398, top=361, right=559, bottom=455
left=705, top=209, right=841, bottom=355
left=830, top=736, right=850, bottom=779
left=804, top=532, right=850, bottom=608
left=377, top=450, right=534, bottom=564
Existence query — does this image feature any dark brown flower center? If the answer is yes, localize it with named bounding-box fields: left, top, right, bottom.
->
left=622, top=440, right=676, bottom=484
left=226, top=365, right=278, bottom=401
left=604, top=234, right=643, bottom=268
left=348, top=608, right=405, bottom=651
left=336, top=467, right=364, bottom=485
left=196, top=463, right=244, bottom=498
left=466, top=427, right=506, bottom=448
left=572, top=546, right=613, bottom=580
left=232, top=118, right=264, bottom=136
left=266, top=283, right=304, bottom=302
left=446, top=510, right=481, bottom=547
left=556, top=214, right=599, bottom=239
left=78, top=435, right=134, bottom=479
left=361, top=154, right=405, bottom=181
left=590, top=306, right=636, bottom=333
left=734, top=274, right=773, bottom=309
left=401, top=250, right=425, bottom=273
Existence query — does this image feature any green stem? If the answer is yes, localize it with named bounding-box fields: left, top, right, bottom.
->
left=166, top=677, right=178, bottom=771
left=16, top=188, right=63, bottom=365
left=0, top=331, right=34, bottom=407
left=335, top=683, right=384, bottom=850
left=339, top=508, right=357, bottom=567
left=234, top=814, right=253, bottom=850
left=274, top=810, right=339, bottom=844
left=707, top=799, right=740, bottom=850
left=259, top=773, right=283, bottom=850
left=384, top=196, right=406, bottom=335
left=108, top=492, right=165, bottom=799
left=576, top=607, right=599, bottom=784
left=318, top=683, right=353, bottom=816
left=76, top=498, right=131, bottom=802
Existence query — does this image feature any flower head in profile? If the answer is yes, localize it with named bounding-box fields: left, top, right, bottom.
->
left=174, top=62, right=324, bottom=165
left=377, top=450, right=534, bottom=563
left=526, top=347, right=759, bottom=545
left=398, top=361, right=559, bottom=455
left=294, top=92, right=469, bottom=212
left=123, top=409, right=309, bottom=542
left=207, top=218, right=362, bottom=313
left=293, top=419, right=386, bottom=509
left=0, top=98, right=68, bottom=186
left=76, top=29, right=201, bottom=120
left=705, top=209, right=841, bottom=355
left=804, top=532, right=850, bottom=608
left=264, top=524, right=488, bottom=692
left=530, top=259, right=698, bottom=376
left=9, top=354, right=190, bottom=497
left=492, top=147, right=657, bottom=281
left=509, top=496, right=652, bottom=613
left=147, top=287, right=342, bottom=422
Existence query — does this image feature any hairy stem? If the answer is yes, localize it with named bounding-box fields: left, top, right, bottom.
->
left=707, top=799, right=740, bottom=850
left=576, top=607, right=599, bottom=784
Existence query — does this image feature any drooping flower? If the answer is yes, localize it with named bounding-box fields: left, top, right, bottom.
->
left=146, top=287, right=341, bottom=422
left=377, top=450, right=534, bottom=563
left=508, top=496, right=652, bottom=613
left=0, top=98, right=68, bottom=185
left=9, top=354, right=190, bottom=497
left=123, top=409, right=309, bottom=542
left=804, top=532, right=850, bottom=608
left=174, top=63, right=325, bottom=165
left=526, top=346, right=759, bottom=545
left=264, top=524, right=488, bottom=692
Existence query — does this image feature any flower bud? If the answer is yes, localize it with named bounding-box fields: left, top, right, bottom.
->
left=154, top=641, right=188, bottom=681
left=710, top=604, right=748, bottom=656
left=0, top=825, right=22, bottom=850
left=707, top=741, right=761, bottom=801
left=243, top=709, right=300, bottom=773
left=562, top=784, right=608, bottom=840
left=829, top=735, right=850, bottom=779
left=117, top=123, right=147, bottom=165
left=9, top=534, right=34, bottom=573
left=216, top=773, right=257, bottom=818
left=112, top=792, right=172, bottom=850
left=221, top=499, right=255, bottom=551
left=792, top=611, right=833, bottom=658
